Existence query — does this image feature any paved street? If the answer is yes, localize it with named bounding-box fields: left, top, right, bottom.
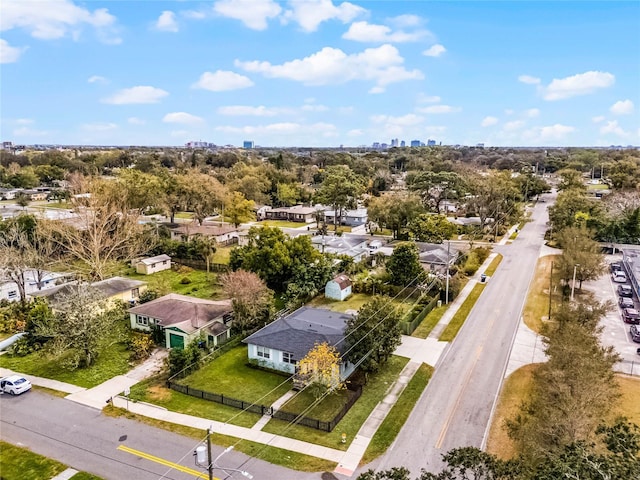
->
left=370, top=194, right=554, bottom=476
left=0, top=390, right=320, bottom=480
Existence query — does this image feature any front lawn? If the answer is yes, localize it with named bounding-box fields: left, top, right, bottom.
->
left=128, top=375, right=261, bottom=428
left=308, top=293, right=410, bottom=315
left=0, top=342, right=131, bottom=388
left=259, top=220, right=311, bottom=228
left=211, top=246, right=232, bottom=265
left=262, top=356, right=409, bottom=450
left=279, top=387, right=351, bottom=422
left=439, top=283, right=486, bottom=342
left=181, top=346, right=292, bottom=405
left=118, top=266, right=223, bottom=299
left=0, top=441, right=67, bottom=480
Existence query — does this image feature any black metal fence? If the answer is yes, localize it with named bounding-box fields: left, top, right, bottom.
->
left=166, top=378, right=363, bottom=432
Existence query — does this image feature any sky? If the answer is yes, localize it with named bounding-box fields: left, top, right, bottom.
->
left=1, top=0, right=639, bottom=148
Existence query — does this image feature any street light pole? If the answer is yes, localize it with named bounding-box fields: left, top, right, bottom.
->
left=570, top=264, right=580, bottom=302
left=445, top=240, right=450, bottom=305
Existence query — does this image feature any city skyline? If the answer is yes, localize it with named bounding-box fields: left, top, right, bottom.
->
left=1, top=0, right=639, bottom=147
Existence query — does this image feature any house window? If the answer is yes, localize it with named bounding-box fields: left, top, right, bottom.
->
left=131, top=288, right=139, bottom=298
left=282, top=352, right=295, bottom=364
left=256, top=346, right=270, bottom=359
left=162, top=260, right=167, bottom=265
left=136, top=315, right=148, bottom=325
left=7, top=290, right=17, bottom=299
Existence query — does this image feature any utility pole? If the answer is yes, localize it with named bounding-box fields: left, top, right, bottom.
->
left=570, top=264, right=580, bottom=302
left=548, top=261, right=553, bottom=320
left=206, top=427, right=214, bottom=480
left=445, top=240, right=450, bottom=304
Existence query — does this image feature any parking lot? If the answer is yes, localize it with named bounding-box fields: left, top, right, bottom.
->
left=583, top=254, right=640, bottom=375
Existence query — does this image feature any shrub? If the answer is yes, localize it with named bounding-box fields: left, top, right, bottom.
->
left=128, top=331, right=154, bottom=361
left=10, top=336, right=34, bottom=356
left=180, top=277, right=192, bottom=285
left=138, top=289, right=160, bottom=304
left=473, top=247, right=491, bottom=264
left=463, top=259, right=480, bottom=276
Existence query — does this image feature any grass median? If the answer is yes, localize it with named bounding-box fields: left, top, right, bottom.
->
left=484, top=254, right=503, bottom=277
left=411, top=305, right=448, bottom=338
left=523, top=254, right=562, bottom=333
left=439, top=283, right=486, bottom=342
left=360, top=363, right=434, bottom=465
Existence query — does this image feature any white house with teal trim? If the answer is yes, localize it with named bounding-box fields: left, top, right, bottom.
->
left=243, top=307, right=356, bottom=380
left=129, top=294, right=233, bottom=349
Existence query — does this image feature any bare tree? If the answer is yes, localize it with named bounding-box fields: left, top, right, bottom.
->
left=220, top=269, right=274, bottom=333
left=42, top=179, right=153, bottom=280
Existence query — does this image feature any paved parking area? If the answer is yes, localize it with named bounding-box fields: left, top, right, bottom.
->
left=582, top=254, right=640, bottom=375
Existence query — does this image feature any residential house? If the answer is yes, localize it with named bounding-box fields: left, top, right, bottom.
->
left=30, top=276, right=147, bottom=307
left=323, top=208, right=368, bottom=227
left=0, top=188, right=20, bottom=200
left=264, top=205, right=317, bottom=223
left=243, top=307, right=356, bottom=380
left=416, top=242, right=459, bottom=273
left=135, top=254, right=172, bottom=275
left=325, top=274, right=352, bottom=301
left=170, top=223, right=238, bottom=245
left=311, top=234, right=370, bottom=262
left=0, top=269, right=70, bottom=302
left=129, top=294, right=233, bottom=349
left=21, top=189, right=49, bottom=201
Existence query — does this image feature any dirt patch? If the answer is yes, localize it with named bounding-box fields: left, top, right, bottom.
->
left=147, top=385, right=172, bottom=402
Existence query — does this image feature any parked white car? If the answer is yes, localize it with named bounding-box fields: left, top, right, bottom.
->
left=0, top=375, right=32, bottom=395
left=612, top=272, right=627, bottom=283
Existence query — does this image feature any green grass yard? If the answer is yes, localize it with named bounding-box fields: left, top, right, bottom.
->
left=259, top=220, right=311, bottom=228
left=308, top=293, right=411, bottom=315
left=0, top=442, right=67, bottom=480
left=0, top=342, right=131, bottom=389
left=118, top=266, right=223, bottom=299
left=412, top=305, right=448, bottom=339
left=262, top=356, right=409, bottom=450
left=484, top=254, right=503, bottom=276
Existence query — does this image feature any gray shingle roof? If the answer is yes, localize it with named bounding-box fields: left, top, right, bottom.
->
left=243, top=307, right=352, bottom=358
left=30, top=276, right=146, bottom=301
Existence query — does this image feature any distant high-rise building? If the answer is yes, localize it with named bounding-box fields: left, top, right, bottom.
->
left=427, top=139, right=436, bottom=146
left=372, top=142, right=381, bottom=149
left=185, top=141, right=210, bottom=148
left=390, top=138, right=399, bottom=147
left=410, top=139, right=421, bottom=147
left=400, top=140, right=406, bottom=147
left=243, top=140, right=255, bottom=149
left=1, top=141, right=13, bottom=150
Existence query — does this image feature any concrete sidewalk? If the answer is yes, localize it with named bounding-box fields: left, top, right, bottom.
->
left=0, top=367, right=85, bottom=395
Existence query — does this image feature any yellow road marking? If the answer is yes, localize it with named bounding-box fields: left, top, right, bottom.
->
left=117, top=444, right=216, bottom=479
left=435, top=345, right=483, bottom=449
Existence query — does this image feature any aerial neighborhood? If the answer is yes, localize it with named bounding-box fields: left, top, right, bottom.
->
left=0, top=142, right=639, bottom=480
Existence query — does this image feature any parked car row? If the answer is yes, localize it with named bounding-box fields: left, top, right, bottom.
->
left=612, top=262, right=640, bottom=344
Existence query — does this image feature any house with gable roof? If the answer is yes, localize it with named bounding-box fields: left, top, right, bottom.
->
left=129, top=293, right=233, bottom=349
left=243, top=306, right=355, bottom=380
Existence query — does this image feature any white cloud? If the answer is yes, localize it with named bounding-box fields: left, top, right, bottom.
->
left=81, top=122, right=118, bottom=132
left=15, top=118, right=34, bottom=125
left=417, top=94, right=441, bottom=104
left=592, top=115, right=605, bottom=123
left=424, top=126, right=447, bottom=135
left=347, top=129, right=364, bottom=136
left=503, top=120, right=525, bottom=131
left=423, top=44, right=446, bottom=57
left=504, top=109, right=514, bottom=115
left=600, top=120, right=629, bottom=138
left=236, top=44, right=423, bottom=92
left=213, top=0, right=281, bottom=30
left=542, top=71, right=615, bottom=101
left=87, top=75, right=107, bottom=84
left=13, top=126, right=49, bottom=137
left=481, top=116, right=498, bottom=127
left=102, top=86, right=169, bottom=104
left=1, top=0, right=120, bottom=44
left=301, top=103, right=329, bottom=112
left=389, top=14, right=422, bottom=28
left=215, top=121, right=337, bottom=137
left=170, top=130, right=190, bottom=138
left=610, top=99, right=634, bottom=115
left=518, top=75, right=541, bottom=85
left=0, top=39, right=27, bottom=63
left=127, top=117, right=145, bottom=125
left=525, top=108, right=540, bottom=118
left=524, top=124, right=575, bottom=142
left=156, top=11, right=178, bottom=32
left=163, top=112, right=204, bottom=125
left=192, top=70, right=254, bottom=91
left=371, top=114, right=424, bottom=126
left=342, top=21, right=428, bottom=43
left=283, top=0, right=366, bottom=32
left=417, top=105, right=461, bottom=114
left=217, top=105, right=285, bottom=116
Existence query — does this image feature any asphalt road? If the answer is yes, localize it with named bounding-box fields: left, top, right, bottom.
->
left=0, top=390, right=321, bottom=480
left=371, top=194, right=554, bottom=476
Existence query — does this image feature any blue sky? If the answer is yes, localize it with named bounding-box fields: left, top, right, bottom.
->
left=1, top=0, right=639, bottom=147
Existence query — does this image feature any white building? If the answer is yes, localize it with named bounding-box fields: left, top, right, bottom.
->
left=0, top=270, right=70, bottom=302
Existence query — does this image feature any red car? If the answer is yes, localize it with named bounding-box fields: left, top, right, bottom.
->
left=622, top=308, right=640, bottom=325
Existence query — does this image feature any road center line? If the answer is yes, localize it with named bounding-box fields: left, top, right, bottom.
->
left=117, top=444, right=213, bottom=479
left=435, top=345, right=484, bottom=449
